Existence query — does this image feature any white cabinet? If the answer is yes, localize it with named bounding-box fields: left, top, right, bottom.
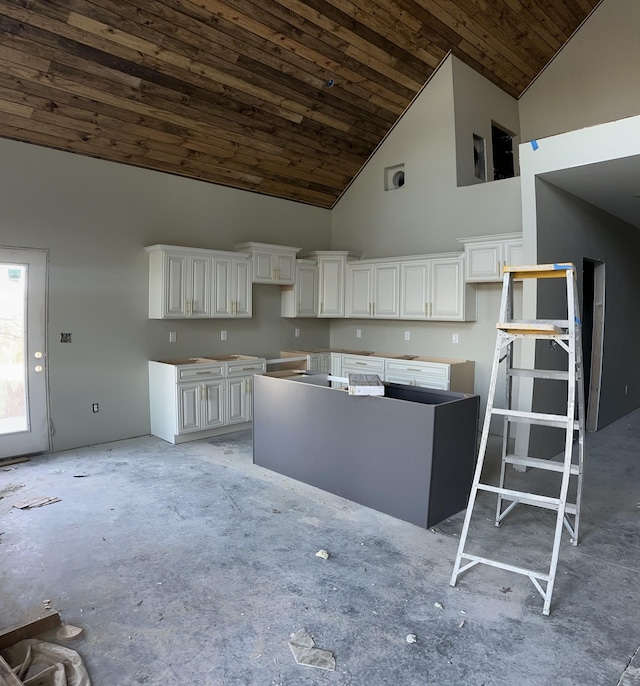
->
left=281, top=260, right=319, bottom=318
left=235, top=242, right=300, bottom=285
left=400, top=255, right=475, bottom=321
left=225, top=357, right=265, bottom=424
left=147, top=246, right=211, bottom=319
left=347, top=261, right=400, bottom=319
left=177, top=379, right=225, bottom=433
left=458, top=232, right=524, bottom=282
left=146, top=245, right=252, bottom=319
left=149, top=356, right=266, bottom=444
left=299, top=251, right=361, bottom=318
left=384, top=357, right=475, bottom=393
left=212, top=254, right=252, bottom=318
left=341, top=354, right=385, bottom=377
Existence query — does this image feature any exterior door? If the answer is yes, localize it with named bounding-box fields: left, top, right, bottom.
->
left=0, top=248, right=49, bottom=457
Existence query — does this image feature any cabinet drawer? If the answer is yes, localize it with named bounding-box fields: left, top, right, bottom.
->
left=385, top=360, right=450, bottom=381
left=341, top=355, right=385, bottom=374
left=225, top=360, right=266, bottom=377
left=177, top=364, right=224, bottom=381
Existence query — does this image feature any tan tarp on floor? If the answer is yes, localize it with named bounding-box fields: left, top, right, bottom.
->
left=1, top=639, right=91, bottom=686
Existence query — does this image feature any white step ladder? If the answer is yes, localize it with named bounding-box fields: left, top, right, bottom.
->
left=450, top=263, right=585, bottom=615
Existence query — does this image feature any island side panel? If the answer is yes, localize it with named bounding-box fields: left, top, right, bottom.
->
left=253, top=374, right=436, bottom=528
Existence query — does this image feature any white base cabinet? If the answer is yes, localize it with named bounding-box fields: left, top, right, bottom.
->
left=149, top=356, right=266, bottom=444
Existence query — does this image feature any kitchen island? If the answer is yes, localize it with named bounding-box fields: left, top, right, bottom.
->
left=253, top=373, right=479, bottom=529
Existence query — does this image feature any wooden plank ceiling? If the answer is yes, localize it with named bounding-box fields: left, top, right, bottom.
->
left=0, top=0, right=599, bottom=208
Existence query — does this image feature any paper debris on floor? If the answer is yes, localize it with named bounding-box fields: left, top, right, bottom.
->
left=13, top=496, right=61, bottom=510
left=315, top=549, right=330, bottom=560
left=406, top=633, right=417, bottom=644
left=288, top=629, right=335, bottom=671
left=0, top=483, right=25, bottom=498
left=56, top=625, right=84, bottom=640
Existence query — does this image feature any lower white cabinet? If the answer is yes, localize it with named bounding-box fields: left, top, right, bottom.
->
left=149, top=356, right=266, bottom=444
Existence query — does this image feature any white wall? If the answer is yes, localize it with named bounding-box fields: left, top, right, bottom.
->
left=331, top=57, right=522, bottom=257
left=330, top=55, right=523, bottom=423
left=452, top=57, right=521, bottom=186
left=0, top=138, right=331, bottom=452
left=519, top=0, right=640, bottom=142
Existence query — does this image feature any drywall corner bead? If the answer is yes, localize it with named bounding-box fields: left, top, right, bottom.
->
left=531, top=140, right=539, bottom=151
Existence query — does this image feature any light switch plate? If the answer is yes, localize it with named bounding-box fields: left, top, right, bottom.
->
left=169, top=331, right=176, bottom=343
left=356, top=328, right=362, bottom=338
left=221, top=330, right=228, bottom=341
left=404, top=331, right=410, bottom=341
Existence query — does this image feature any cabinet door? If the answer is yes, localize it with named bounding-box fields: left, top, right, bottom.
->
left=318, top=257, right=346, bottom=317
left=189, top=255, right=211, bottom=317
left=465, top=242, right=501, bottom=281
left=212, top=258, right=233, bottom=317
left=400, top=261, right=429, bottom=319
left=164, top=253, right=188, bottom=317
left=347, top=265, right=373, bottom=318
left=226, top=377, right=248, bottom=424
left=177, top=383, right=201, bottom=433
left=307, top=354, right=322, bottom=372
left=202, top=380, right=225, bottom=429
left=252, top=248, right=275, bottom=282
left=276, top=253, right=296, bottom=284
left=430, top=259, right=464, bottom=320
left=233, top=259, right=252, bottom=317
left=296, top=262, right=318, bottom=317
left=504, top=240, right=523, bottom=269
left=374, top=263, right=399, bottom=318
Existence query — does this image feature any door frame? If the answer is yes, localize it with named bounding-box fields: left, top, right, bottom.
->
left=0, top=246, right=50, bottom=457
left=584, top=259, right=605, bottom=432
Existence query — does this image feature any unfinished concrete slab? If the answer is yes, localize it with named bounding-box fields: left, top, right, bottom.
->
left=1, top=409, right=640, bottom=684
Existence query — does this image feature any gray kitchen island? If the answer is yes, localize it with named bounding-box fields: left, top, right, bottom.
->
left=253, top=373, right=480, bottom=529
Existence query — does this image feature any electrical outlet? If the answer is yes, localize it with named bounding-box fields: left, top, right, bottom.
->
left=169, top=331, right=176, bottom=343
left=452, top=333, right=459, bottom=344
left=294, top=328, right=301, bottom=338
left=92, top=403, right=99, bottom=413
left=404, top=331, right=410, bottom=341
left=356, top=328, right=362, bottom=339
left=220, top=330, right=227, bottom=341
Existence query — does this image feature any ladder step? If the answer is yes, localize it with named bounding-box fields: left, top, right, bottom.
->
left=477, top=484, right=577, bottom=514
left=459, top=553, right=551, bottom=582
left=497, top=322, right=564, bottom=335
left=492, top=408, right=579, bottom=430
left=504, top=454, right=580, bottom=475
left=504, top=263, right=574, bottom=280
left=509, top=368, right=570, bottom=381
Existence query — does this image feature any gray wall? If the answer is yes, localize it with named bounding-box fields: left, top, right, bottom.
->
left=0, top=138, right=331, bottom=451
left=530, top=179, right=640, bottom=456
left=519, top=0, right=640, bottom=142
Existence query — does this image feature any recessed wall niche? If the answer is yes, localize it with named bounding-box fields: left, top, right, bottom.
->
left=384, top=163, right=405, bottom=191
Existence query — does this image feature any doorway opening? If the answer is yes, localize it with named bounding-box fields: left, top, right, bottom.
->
left=582, top=258, right=605, bottom=432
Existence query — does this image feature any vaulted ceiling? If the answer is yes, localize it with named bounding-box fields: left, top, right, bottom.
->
left=0, top=0, right=600, bottom=208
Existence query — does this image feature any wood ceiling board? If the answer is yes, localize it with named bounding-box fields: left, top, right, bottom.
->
left=0, top=0, right=601, bottom=208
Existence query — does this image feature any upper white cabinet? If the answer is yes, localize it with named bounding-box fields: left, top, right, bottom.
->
left=281, top=259, right=318, bottom=318
left=300, top=251, right=361, bottom=318
left=347, top=260, right=400, bottom=319
left=211, top=253, right=252, bottom=318
left=458, top=232, right=523, bottom=282
left=235, top=242, right=300, bottom=285
left=146, top=245, right=251, bottom=319
left=147, top=245, right=212, bottom=319
left=400, top=254, right=475, bottom=321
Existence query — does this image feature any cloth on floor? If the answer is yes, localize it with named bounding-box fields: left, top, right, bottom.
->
left=1, top=639, right=91, bottom=686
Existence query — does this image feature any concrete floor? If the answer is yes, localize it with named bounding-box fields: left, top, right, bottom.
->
left=1, top=411, right=640, bottom=685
